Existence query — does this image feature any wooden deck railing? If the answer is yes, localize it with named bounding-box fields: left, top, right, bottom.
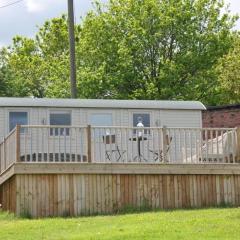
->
left=91, top=126, right=240, bottom=163
left=19, top=125, right=88, bottom=163
left=0, top=126, right=20, bottom=174
left=0, top=125, right=240, bottom=173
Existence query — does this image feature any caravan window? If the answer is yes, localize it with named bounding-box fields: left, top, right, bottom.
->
left=132, top=113, right=150, bottom=134
left=9, top=112, right=28, bottom=132
left=90, top=113, right=113, bottom=138
left=50, top=112, right=71, bottom=136
left=133, top=113, right=150, bottom=127
left=90, top=113, right=113, bottom=126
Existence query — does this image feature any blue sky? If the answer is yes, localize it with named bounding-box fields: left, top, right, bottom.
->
left=0, top=0, right=239, bottom=47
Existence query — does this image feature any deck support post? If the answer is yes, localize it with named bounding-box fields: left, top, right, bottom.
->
left=236, top=127, right=240, bottom=163
left=16, top=125, right=21, bottom=162
left=87, top=125, right=92, bottom=163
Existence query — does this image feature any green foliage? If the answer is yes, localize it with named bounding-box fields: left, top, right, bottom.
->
left=19, top=209, right=32, bottom=219
left=0, top=48, right=13, bottom=96
left=118, top=201, right=152, bottom=214
left=215, top=36, right=240, bottom=104
left=77, top=0, right=237, bottom=104
left=0, top=66, right=9, bottom=96
left=0, top=15, right=74, bottom=98
left=0, top=0, right=238, bottom=105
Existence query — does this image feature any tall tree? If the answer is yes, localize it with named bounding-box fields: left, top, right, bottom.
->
left=1, top=15, right=78, bottom=98
left=0, top=46, right=23, bottom=97
left=0, top=48, right=11, bottom=96
left=77, top=0, right=237, bottom=104
left=215, top=36, right=240, bottom=104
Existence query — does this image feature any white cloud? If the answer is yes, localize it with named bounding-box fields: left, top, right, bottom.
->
left=25, top=0, right=46, bottom=12
left=25, top=0, right=62, bottom=13
left=226, top=0, right=240, bottom=13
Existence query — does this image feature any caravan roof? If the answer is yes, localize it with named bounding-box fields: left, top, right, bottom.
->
left=0, top=97, right=206, bottom=110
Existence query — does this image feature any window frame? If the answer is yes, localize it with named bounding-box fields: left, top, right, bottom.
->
left=130, top=111, right=152, bottom=135
left=87, top=110, right=115, bottom=126
left=48, top=110, right=72, bottom=136
left=88, top=111, right=114, bottom=141
left=89, top=113, right=113, bottom=127
left=8, top=109, right=29, bottom=134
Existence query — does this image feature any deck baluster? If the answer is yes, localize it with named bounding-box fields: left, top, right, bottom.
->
left=0, top=125, right=239, bottom=168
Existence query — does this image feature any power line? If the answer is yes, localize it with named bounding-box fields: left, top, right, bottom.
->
left=0, top=0, right=24, bottom=9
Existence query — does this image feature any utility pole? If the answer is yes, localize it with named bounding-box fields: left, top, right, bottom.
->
left=67, top=0, right=77, bottom=98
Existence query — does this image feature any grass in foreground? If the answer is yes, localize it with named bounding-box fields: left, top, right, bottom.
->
left=0, top=208, right=240, bottom=240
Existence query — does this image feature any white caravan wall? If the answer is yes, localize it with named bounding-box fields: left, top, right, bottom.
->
left=159, top=110, right=202, bottom=128
left=0, top=107, right=202, bottom=140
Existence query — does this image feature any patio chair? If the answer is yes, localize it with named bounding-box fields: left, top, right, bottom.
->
left=149, top=135, right=172, bottom=162
left=102, top=134, right=126, bottom=162
left=198, top=131, right=236, bottom=163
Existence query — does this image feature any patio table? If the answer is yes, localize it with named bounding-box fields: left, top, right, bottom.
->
left=129, top=136, right=148, bottom=162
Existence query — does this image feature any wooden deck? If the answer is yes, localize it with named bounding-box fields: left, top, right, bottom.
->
left=0, top=125, right=240, bottom=217
left=1, top=163, right=240, bottom=217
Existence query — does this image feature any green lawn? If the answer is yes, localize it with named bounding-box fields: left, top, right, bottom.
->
left=0, top=208, right=240, bottom=240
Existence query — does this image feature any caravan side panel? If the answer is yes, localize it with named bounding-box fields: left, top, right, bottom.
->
left=160, top=110, right=202, bottom=128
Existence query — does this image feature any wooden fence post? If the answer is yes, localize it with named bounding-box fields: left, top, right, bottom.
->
left=87, top=125, right=92, bottom=163
left=162, top=126, right=167, bottom=163
left=236, top=127, right=240, bottom=163
left=16, top=125, right=21, bottom=162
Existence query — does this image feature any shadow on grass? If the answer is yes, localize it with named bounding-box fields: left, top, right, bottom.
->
left=113, top=202, right=237, bottom=216
left=0, top=203, right=239, bottom=220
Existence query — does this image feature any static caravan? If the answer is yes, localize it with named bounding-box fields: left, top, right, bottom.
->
left=0, top=97, right=207, bottom=164
left=0, top=97, right=205, bottom=138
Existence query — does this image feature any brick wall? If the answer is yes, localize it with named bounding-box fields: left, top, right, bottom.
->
left=202, top=105, right=240, bottom=128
